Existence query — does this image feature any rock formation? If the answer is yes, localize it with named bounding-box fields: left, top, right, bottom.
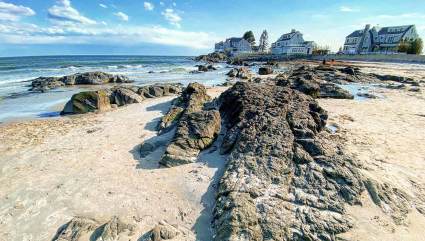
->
left=195, top=52, right=229, bottom=63
left=61, top=84, right=181, bottom=115
left=213, top=82, right=365, bottom=240
left=30, top=72, right=132, bottom=92
left=226, top=67, right=252, bottom=80
left=258, top=66, right=273, bottom=75
left=52, top=216, right=135, bottom=241
left=277, top=66, right=354, bottom=99
left=159, top=83, right=221, bottom=167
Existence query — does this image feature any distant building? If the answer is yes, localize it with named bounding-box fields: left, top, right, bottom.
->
left=271, top=29, right=314, bottom=55
left=343, top=24, right=419, bottom=54
left=215, top=37, right=252, bottom=55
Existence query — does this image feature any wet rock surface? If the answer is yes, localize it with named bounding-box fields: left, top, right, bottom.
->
left=61, top=84, right=181, bottom=115
left=160, top=83, right=221, bottom=167
left=211, top=82, right=423, bottom=240
left=30, top=72, right=132, bottom=92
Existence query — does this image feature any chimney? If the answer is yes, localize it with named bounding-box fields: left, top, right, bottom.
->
left=291, top=29, right=296, bottom=33
left=365, top=24, right=371, bottom=31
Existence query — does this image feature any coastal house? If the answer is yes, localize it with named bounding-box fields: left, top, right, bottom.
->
left=214, top=37, right=252, bottom=55
left=271, top=29, right=314, bottom=55
left=343, top=24, right=419, bottom=54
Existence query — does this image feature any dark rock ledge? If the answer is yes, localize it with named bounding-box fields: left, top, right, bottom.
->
left=29, top=72, right=133, bottom=92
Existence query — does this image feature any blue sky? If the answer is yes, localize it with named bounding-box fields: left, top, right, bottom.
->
left=0, top=0, right=424, bottom=56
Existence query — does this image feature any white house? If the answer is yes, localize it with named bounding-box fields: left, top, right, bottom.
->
left=215, top=37, right=252, bottom=55
left=343, top=24, right=419, bottom=54
left=271, top=29, right=314, bottom=55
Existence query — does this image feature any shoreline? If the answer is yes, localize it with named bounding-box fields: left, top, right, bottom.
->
left=1, top=60, right=425, bottom=240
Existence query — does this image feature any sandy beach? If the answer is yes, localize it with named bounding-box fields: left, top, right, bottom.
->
left=1, top=63, right=425, bottom=240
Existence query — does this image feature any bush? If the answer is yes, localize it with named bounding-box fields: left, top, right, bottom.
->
left=398, top=38, right=423, bottom=55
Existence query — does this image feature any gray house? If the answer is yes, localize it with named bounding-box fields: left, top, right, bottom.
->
left=271, top=29, right=314, bottom=55
left=343, top=24, right=419, bottom=54
left=215, top=37, right=252, bottom=55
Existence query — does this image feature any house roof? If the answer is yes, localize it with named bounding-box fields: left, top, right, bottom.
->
left=378, top=25, right=414, bottom=35
left=347, top=30, right=364, bottom=38
left=227, top=37, right=244, bottom=43
left=278, top=32, right=297, bottom=41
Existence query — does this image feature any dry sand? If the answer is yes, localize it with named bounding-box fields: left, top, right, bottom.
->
left=319, top=88, right=425, bottom=241
left=1, top=76, right=425, bottom=240
left=0, top=91, right=227, bottom=241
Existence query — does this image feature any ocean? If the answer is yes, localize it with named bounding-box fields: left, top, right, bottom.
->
left=0, top=55, right=229, bottom=122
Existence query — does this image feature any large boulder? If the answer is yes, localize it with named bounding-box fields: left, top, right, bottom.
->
left=258, top=66, right=273, bottom=75
left=111, top=87, right=145, bottom=106
left=320, top=83, right=354, bottom=99
left=52, top=217, right=99, bottom=241
left=213, top=82, right=365, bottom=240
left=61, top=90, right=112, bottom=115
left=159, top=83, right=221, bottom=167
left=160, top=110, right=221, bottom=167
left=226, top=67, right=252, bottom=80
left=30, top=72, right=132, bottom=92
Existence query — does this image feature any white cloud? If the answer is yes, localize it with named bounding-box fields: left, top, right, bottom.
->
left=114, top=12, right=129, bottom=21
left=160, top=2, right=164, bottom=6
left=0, top=22, right=217, bottom=49
left=48, top=0, right=96, bottom=25
left=144, top=2, right=154, bottom=11
left=162, top=8, right=181, bottom=28
left=340, top=6, right=358, bottom=12
left=99, top=4, right=108, bottom=9
left=0, top=1, right=35, bottom=21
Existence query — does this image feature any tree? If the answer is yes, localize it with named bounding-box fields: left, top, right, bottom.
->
left=312, top=45, right=330, bottom=55
left=408, top=38, right=423, bottom=55
left=258, top=30, right=269, bottom=53
left=397, top=40, right=410, bottom=53
left=243, top=31, right=256, bottom=46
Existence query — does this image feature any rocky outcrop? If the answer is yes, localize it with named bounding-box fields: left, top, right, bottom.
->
left=30, top=72, right=132, bottom=92
left=276, top=66, right=354, bottom=99
left=226, top=67, right=252, bottom=80
left=213, top=82, right=365, bottom=240
left=159, top=83, right=221, bottom=167
left=146, top=222, right=181, bottom=241
left=52, top=217, right=99, bottom=241
left=61, top=84, right=181, bottom=115
left=195, top=52, right=229, bottom=63
left=61, top=90, right=112, bottom=115
left=197, top=64, right=217, bottom=72
left=52, top=216, right=135, bottom=241
left=258, top=67, right=273, bottom=75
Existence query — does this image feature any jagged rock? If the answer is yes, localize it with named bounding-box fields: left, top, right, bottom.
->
left=61, top=84, right=181, bottom=115
left=213, top=82, right=365, bottom=240
left=160, top=110, right=221, bottom=167
left=30, top=72, right=132, bottom=92
left=319, top=83, right=354, bottom=99
left=195, top=52, right=229, bottom=63
left=197, top=65, right=217, bottom=72
left=226, top=67, right=252, bottom=80
left=52, top=217, right=99, bottom=241
left=159, top=83, right=221, bottom=167
left=277, top=66, right=354, bottom=99
left=52, top=216, right=135, bottom=241
left=95, top=216, right=135, bottom=241
left=159, top=106, right=184, bottom=130
left=61, top=90, right=112, bottom=115
left=147, top=222, right=181, bottom=241
left=258, top=67, right=273, bottom=75
left=227, top=58, right=244, bottom=66
left=111, top=87, right=145, bottom=106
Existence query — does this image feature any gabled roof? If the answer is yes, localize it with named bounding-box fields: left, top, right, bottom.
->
left=378, top=25, right=414, bottom=35
left=347, top=30, right=364, bottom=38
left=277, top=32, right=297, bottom=41
left=227, top=37, right=244, bottom=43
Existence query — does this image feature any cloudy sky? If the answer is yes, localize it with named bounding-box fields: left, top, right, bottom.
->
left=0, top=0, right=424, bottom=56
